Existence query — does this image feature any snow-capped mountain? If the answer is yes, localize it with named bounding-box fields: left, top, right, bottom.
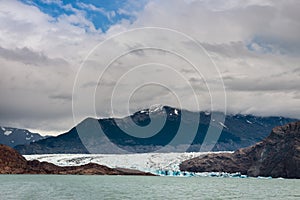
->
left=0, top=126, right=45, bottom=147
left=15, top=106, right=298, bottom=154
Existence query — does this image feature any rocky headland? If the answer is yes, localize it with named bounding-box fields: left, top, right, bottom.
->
left=180, top=121, right=300, bottom=178
left=0, top=144, right=154, bottom=175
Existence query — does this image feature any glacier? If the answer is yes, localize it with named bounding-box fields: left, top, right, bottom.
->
left=23, top=152, right=251, bottom=178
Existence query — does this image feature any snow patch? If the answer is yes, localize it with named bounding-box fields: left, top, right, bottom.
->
left=174, top=109, right=178, bottom=115
left=4, top=130, right=12, bottom=136
left=1, top=127, right=5, bottom=131
left=218, top=122, right=228, bottom=129
left=246, top=120, right=253, bottom=124
left=204, top=111, right=210, bottom=115
left=149, top=104, right=164, bottom=113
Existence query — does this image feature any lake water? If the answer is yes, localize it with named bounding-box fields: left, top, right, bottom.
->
left=0, top=175, right=299, bottom=200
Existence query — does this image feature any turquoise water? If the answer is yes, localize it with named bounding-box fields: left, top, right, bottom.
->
left=0, top=175, right=299, bottom=200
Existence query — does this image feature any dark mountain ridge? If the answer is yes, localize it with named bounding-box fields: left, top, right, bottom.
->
left=15, top=106, right=298, bottom=154
left=0, top=126, right=45, bottom=147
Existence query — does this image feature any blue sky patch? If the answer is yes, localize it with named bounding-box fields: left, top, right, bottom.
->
left=19, top=0, right=148, bottom=32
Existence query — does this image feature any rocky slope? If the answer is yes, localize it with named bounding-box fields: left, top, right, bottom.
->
left=0, top=144, right=153, bottom=175
left=0, top=126, right=45, bottom=147
left=180, top=121, right=300, bottom=178
left=15, top=106, right=297, bottom=154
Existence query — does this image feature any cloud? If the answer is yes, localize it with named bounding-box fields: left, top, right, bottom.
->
left=0, top=0, right=300, bottom=135
left=76, top=2, right=115, bottom=20
left=126, top=0, right=300, bottom=54
left=0, top=46, right=67, bottom=66
left=49, top=94, right=72, bottom=101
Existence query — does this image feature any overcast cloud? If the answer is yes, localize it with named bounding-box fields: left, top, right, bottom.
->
left=0, top=0, right=300, bottom=135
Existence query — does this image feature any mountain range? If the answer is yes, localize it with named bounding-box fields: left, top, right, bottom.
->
left=0, top=126, right=45, bottom=147
left=14, top=106, right=298, bottom=154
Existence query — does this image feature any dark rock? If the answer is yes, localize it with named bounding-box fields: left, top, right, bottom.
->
left=0, top=144, right=154, bottom=176
left=180, top=121, right=300, bottom=178
left=0, top=144, right=27, bottom=173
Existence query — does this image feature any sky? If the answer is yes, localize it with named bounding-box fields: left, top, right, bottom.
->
left=0, top=0, right=300, bottom=135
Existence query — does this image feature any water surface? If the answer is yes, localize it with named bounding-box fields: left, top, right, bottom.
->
left=0, top=175, right=299, bottom=200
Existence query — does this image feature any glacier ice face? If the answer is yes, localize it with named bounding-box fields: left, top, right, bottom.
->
left=24, top=152, right=207, bottom=171
left=24, top=152, right=240, bottom=177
